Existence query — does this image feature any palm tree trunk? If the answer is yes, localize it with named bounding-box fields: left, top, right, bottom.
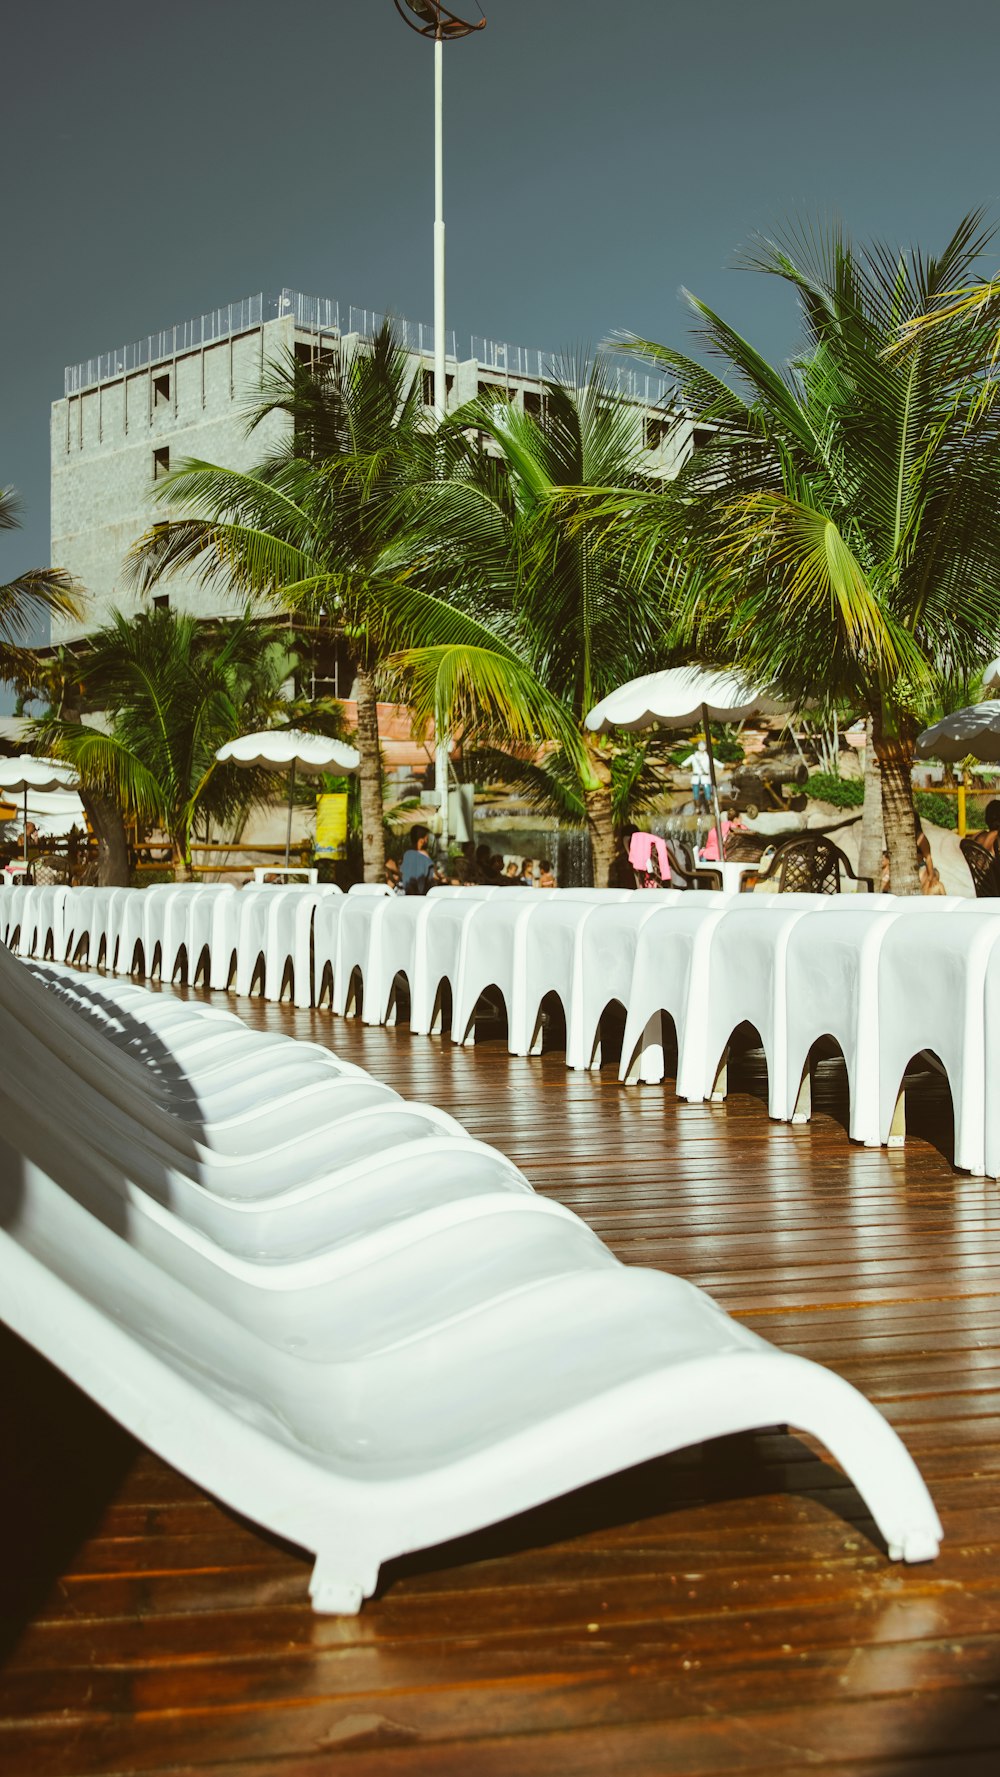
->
left=872, top=707, right=920, bottom=894
left=857, top=718, right=885, bottom=888
left=583, top=742, right=616, bottom=887
left=79, top=789, right=130, bottom=888
left=586, top=789, right=616, bottom=887
left=61, top=701, right=130, bottom=887
left=354, top=661, right=386, bottom=883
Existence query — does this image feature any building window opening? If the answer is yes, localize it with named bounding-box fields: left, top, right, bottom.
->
left=153, top=594, right=170, bottom=610
left=153, top=446, right=170, bottom=480
left=294, top=339, right=336, bottom=368
left=422, top=368, right=454, bottom=407
left=153, top=372, right=171, bottom=407
left=645, top=415, right=671, bottom=451
left=523, top=389, right=545, bottom=420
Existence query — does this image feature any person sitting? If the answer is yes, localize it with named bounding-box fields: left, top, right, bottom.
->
left=384, top=856, right=402, bottom=893
left=538, top=856, right=556, bottom=888
left=880, top=813, right=946, bottom=895
left=699, top=812, right=747, bottom=863
left=915, top=814, right=946, bottom=895
left=967, top=799, right=1000, bottom=856
left=401, top=825, right=435, bottom=895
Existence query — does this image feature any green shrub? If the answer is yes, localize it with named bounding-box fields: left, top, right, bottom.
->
left=806, top=773, right=989, bottom=833
left=914, top=790, right=990, bottom=831
left=805, top=772, right=863, bottom=808
left=913, top=790, right=958, bottom=830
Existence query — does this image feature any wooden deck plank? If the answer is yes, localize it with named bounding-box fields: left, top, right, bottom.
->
left=2, top=984, right=1000, bottom=1774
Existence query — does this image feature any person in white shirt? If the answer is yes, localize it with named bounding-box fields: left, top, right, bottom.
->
left=682, top=740, right=712, bottom=810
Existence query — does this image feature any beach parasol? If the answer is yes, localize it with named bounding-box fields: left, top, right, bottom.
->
left=915, top=702, right=1000, bottom=765
left=215, top=729, right=360, bottom=865
left=0, top=754, right=80, bottom=863
left=585, top=667, right=786, bottom=861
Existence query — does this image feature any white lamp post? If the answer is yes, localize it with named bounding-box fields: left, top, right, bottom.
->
left=393, top=1, right=485, bottom=851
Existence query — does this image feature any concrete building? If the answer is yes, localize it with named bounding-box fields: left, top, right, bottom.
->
left=50, top=288, right=696, bottom=662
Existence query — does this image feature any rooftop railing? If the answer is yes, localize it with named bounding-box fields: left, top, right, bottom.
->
left=64, top=288, right=670, bottom=407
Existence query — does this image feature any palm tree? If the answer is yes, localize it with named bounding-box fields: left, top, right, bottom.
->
left=393, top=359, right=677, bottom=883
left=0, top=488, right=80, bottom=678
left=34, top=608, right=310, bottom=881
left=612, top=213, right=1000, bottom=891
left=14, top=646, right=131, bottom=885
left=126, top=326, right=574, bottom=880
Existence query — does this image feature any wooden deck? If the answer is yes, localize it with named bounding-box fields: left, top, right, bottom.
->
left=2, top=992, right=1000, bottom=1775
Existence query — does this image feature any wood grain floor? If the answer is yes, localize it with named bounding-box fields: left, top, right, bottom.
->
left=2, top=987, right=999, bottom=1775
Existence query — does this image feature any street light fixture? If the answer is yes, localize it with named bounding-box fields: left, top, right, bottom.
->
left=391, top=0, right=485, bottom=424
left=392, top=0, right=485, bottom=851
left=392, top=2, right=486, bottom=42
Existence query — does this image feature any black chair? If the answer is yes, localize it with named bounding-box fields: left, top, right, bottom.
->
left=753, top=833, right=874, bottom=895
left=665, top=837, right=722, bottom=892
left=960, top=836, right=1000, bottom=898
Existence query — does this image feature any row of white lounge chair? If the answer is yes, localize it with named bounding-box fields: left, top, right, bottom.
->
left=3, top=880, right=1000, bottom=1172
left=0, top=936, right=942, bottom=1611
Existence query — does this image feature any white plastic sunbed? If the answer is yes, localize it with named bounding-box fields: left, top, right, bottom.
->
left=0, top=942, right=941, bottom=1613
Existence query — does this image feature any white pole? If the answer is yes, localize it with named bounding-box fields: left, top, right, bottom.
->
left=702, top=702, right=726, bottom=870
left=285, top=761, right=295, bottom=868
left=434, top=35, right=446, bottom=425
left=433, top=30, right=450, bottom=853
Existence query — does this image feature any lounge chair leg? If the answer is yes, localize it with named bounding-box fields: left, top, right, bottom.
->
left=589, top=1036, right=602, bottom=1072
left=792, top=1066, right=812, bottom=1124
left=529, top=1015, right=544, bottom=1057
left=638, top=1013, right=665, bottom=1084
left=888, top=1088, right=906, bottom=1147
left=711, top=1052, right=729, bottom=1104
left=309, top=1547, right=380, bottom=1616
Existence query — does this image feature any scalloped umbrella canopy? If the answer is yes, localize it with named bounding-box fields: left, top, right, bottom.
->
left=585, top=667, right=785, bottom=733
left=0, top=754, right=79, bottom=796
left=585, top=668, right=788, bottom=861
left=0, top=755, right=80, bottom=863
left=215, top=730, right=360, bottom=773
left=215, top=730, right=360, bottom=866
left=915, top=702, right=1000, bottom=764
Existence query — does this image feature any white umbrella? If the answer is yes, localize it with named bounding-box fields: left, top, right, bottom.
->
left=585, top=666, right=787, bottom=860
left=0, top=755, right=80, bottom=863
left=915, top=702, right=1000, bottom=764
left=215, top=729, right=361, bottom=865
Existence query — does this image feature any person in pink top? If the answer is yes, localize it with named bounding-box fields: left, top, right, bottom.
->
left=699, top=814, right=746, bottom=863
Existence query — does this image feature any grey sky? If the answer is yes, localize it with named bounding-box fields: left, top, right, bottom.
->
left=3, top=0, right=999, bottom=596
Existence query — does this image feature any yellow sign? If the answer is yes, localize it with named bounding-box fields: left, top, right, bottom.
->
left=315, top=792, right=348, bottom=860
left=0, top=801, right=16, bottom=822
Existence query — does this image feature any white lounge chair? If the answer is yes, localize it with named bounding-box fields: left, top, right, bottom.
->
left=0, top=941, right=942, bottom=1615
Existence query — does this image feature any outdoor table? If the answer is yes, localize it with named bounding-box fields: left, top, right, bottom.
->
left=691, top=859, right=758, bottom=895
